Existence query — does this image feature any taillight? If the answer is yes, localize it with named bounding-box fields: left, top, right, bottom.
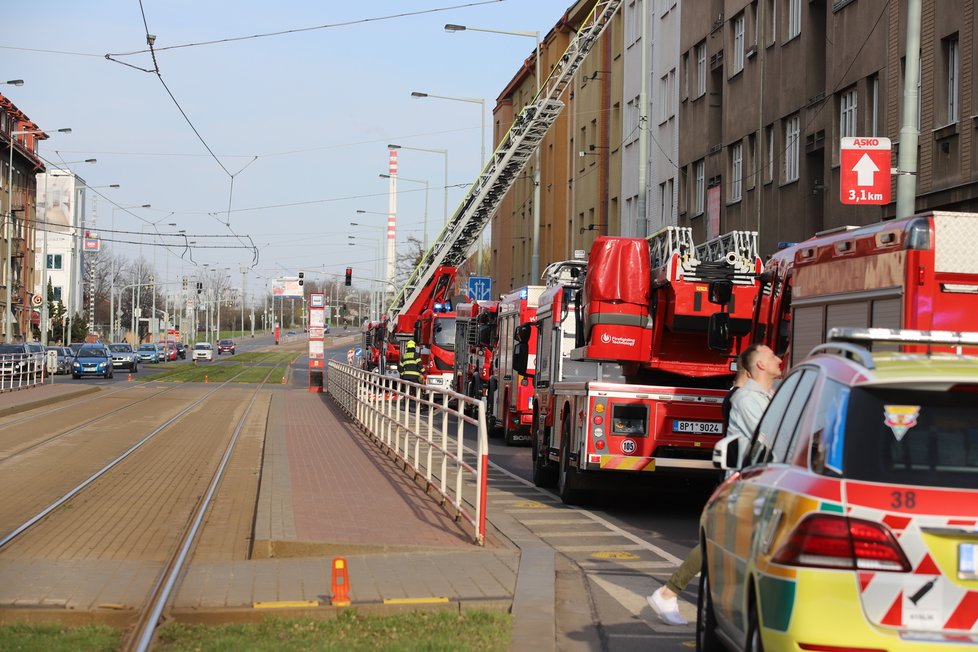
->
left=772, top=514, right=911, bottom=572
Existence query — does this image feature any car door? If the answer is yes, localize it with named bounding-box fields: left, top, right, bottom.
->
left=706, top=372, right=806, bottom=642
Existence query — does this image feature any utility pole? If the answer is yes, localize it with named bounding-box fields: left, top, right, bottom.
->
left=896, top=0, right=922, bottom=218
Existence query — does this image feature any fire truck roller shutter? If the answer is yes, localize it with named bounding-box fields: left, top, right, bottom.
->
left=580, top=237, right=653, bottom=361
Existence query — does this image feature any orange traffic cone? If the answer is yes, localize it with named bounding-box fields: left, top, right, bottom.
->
left=204, top=375, right=209, bottom=383
left=127, top=373, right=132, bottom=382
left=281, top=375, right=286, bottom=385
left=330, top=558, right=351, bottom=606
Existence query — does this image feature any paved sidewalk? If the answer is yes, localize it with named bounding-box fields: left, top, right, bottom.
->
left=247, top=388, right=556, bottom=650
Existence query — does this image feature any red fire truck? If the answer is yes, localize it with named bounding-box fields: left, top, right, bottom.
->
left=518, top=230, right=761, bottom=503
left=752, top=211, right=978, bottom=366
left=453, top=300, right=499, bottom=403
left=490, top=286, right=545, bottom=445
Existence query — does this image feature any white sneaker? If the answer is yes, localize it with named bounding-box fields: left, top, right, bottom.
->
left=647, top=587, right=688, bottom=625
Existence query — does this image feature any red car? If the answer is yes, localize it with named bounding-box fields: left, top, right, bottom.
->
left=217, top=339, right=236, bottom=355
left=159, top=342, right=178, bottom=361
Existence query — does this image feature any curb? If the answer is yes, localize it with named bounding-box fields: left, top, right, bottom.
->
left=0, top=385, right=100, bottom=419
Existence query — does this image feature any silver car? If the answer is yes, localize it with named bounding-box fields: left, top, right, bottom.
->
left=108, top=343, right=138, bottom=372
left=45, top=346, right=74, bottom=375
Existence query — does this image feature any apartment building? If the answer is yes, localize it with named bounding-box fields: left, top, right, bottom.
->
left=0, top=93, right=46, bottom=342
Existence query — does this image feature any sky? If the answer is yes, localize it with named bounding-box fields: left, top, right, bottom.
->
left=3, top=0, right=570, bottom=294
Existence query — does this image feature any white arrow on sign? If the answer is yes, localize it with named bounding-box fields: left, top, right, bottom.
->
left=852, top=152, right=880, bottom=186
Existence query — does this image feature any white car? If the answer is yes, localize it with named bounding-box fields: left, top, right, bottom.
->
left=192, top=342, right=214, bottom=362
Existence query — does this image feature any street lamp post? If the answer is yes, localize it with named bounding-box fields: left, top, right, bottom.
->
left=5, top=126, right=71, bottom=342
left=348, top=235, right=382, bottom=320
left=445, top=23, right=542, bottom=280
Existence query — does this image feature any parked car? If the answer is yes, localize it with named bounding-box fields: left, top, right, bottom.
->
left=0, top=344, right=32, bottom=377
left=108, top=343, right=138, bottom=372
left=699, top=327, right=978, bottom=652
left=217, top=339, right=235, bottom=355
left=173, top=341, right=186, bottom=359
left=46, top=346, right=74, bottom=375
left=137, top=342, right=162, bottom=364
left=72, top=345, right=114, bottom=379
left=193, top=342, right=214, bottom=362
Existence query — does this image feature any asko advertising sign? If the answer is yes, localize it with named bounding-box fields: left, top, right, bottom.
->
left=840, top=137, right=892, bottom=205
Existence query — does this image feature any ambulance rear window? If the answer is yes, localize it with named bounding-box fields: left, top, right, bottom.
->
left=841, top=388, right=978, bottom=489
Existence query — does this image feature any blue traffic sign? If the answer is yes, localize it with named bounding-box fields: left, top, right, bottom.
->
left=468, top=276, right=492, bottom=301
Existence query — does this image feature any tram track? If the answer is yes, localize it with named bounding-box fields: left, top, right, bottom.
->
left=0, top=366, right=276, bottom=650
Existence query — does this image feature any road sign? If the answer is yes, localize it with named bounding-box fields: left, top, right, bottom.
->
left=468, top=276, right=492, bottom=301
left=840, top=137, right=892, bottom=205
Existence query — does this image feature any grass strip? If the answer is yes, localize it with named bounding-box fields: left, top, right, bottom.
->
left=233, top=351, right=300, bottom=364
left=0, top=610, right=509, bottom=651
left=0, top=622, right=120, bottom=651
left=156, top=610, right=510, bottom=651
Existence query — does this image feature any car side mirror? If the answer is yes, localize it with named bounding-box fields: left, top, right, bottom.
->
left=707, top=313, right=730, bottom=353
left=709, top=279, right=733, bottom=305
left=712, top=434, right=740, bottom=471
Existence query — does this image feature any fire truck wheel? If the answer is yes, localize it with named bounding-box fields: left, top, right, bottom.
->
left=557, top=420, right=582, bottom=504
left=532, top=426, right=557, bottom=488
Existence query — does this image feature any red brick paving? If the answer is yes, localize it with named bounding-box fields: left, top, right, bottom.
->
left=282, top=391, right=474, bottom=548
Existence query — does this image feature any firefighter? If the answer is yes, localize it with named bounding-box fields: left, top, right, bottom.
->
left=398, top=340, right=424, bottom=386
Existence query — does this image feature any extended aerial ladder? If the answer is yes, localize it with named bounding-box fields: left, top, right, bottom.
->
left=385, top=0, right=624, bottom=327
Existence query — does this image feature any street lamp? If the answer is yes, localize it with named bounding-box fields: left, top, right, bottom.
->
left=6, top=126, right=71, bottom=342
left=109, top=203, right=150, bottom=341
left=379, top=173, right=429, bottom=250
left=2, top=80, right=24, bottom=87
left=446, top=23, right=542, bottom=280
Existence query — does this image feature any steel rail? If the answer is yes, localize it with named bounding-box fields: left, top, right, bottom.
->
left=127, top=376, right=269, bottom=651
left=0, top=368, right=251, bottom=549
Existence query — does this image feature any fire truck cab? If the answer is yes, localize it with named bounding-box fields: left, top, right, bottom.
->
left=491, top=287, right=544, bottom=445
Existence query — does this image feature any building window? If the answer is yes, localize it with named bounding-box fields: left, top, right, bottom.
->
left=787, top=0, right=801, bottom=40
left=659, top=73, right=672, bottom=122
left=46, top=254, right=63, bottom=270
left=840, top=87, right=858, bottom=140
left=946, top=36, right=959, bottom=123
left=767, top=0, right=777, bottom=45
left=730, top=142, right=743, bottom=202
left=694, top=160, right=705, bottom=214
left=53, top=287, right=63, bottom=302
left=732, top=14, right=745, bottom=75
left=766, top=125, right=775, bottom=183
left=696, top=42, right=706, bottom=97
left=784, top=115, right=800, bottom=183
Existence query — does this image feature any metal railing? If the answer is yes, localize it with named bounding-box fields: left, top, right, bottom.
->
left=0, top=353, right=46, bottom=392
left=326, top=360, right=489, bottom=545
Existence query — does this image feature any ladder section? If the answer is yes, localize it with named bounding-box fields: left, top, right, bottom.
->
left=648, top=226, right=695, bottom=271
left=694, top=230, right=759, bottom=266
left=387, top=0, right=624, bottom=323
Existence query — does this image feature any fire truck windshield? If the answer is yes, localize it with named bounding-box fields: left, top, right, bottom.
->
left=433, top=316, right=456, bottom=351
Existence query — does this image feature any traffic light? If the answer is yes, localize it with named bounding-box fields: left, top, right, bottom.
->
left=298, top=271, right=304, bottom=287
left=196, top=282, right=203, bottom=295
left=182, top=275, right=188, bottom=290
left=344, top=267, right=352, bottom=286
